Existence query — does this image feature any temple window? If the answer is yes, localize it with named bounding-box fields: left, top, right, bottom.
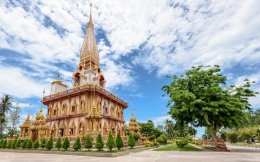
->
left=80, top=101, right=84, bottom=112
left=79, top=122, right=84, bottom=135
left=103, top=101, right=108, bottom=115
left=72, top=106, right=76, bottom=113
left=59, top=128, right=64, bottom=137
left=53, top=110, right=57, bottom=116
left=62, top=104, right=66, bottom=115
left=69, top=128, right=74, bottom=136
left=51, top=130, right=55, bottom=137
left=117, top=112, right=120, bottom=118
left=24, top=128, right=28, bottom=136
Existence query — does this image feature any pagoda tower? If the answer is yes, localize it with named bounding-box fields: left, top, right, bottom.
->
left=128, top=112, right=140, bottom=134
left=42, top=4, right=128, bottom=141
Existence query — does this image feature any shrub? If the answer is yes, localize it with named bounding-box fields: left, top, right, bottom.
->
left=26, top=139, right=33, bottom=149
left=144, top=141, right=153, bottom=147
left=106, top=132, right=115, bottom=151
left=239, top=129, right=253, bottom=143
left=11, top=139, right=17, bottom=149
left=62, top=137, right=70, bottom=151
left=95, top=133, right=104, bottom=151
left=0, top=139, right=3, bottom=148
left=2, top=139, right=7, bottom=149
left=45, top=137, right=53, bottom=150
left=176, top=138, right=188, bottom=148
left=73, top=137, right=81, bottom=151
left=128, top=133, right=135, bottom=148
left=6, top=140, right=12, bottom=149
left=154, top=141, right=160, bottom=147
left=156, top=136, right=164, bottom=144
left=85, top=134, right=93, bottom=150
left=228, top=131, right=239, bottom=143
left=116, top=133, right=124, bottom=150
left=33, top=139, right=39, bottom=149
left=133, top=133, right=140, bottom=141
left=160, top=134, right=168, bottom=144
left=55, top=137, right=62, bottom=150
left=148, top=135, right=156, bottom=141
left=193, top=140, right=202, bottom=145
left=21, top=140, right=27, bottom=149
left=40, top=138, right=46, bottom=149
left=15, top=139, right=21, bottom=148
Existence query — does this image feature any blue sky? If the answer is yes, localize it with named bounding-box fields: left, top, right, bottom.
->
left=0, top=0, right=260, bottom=137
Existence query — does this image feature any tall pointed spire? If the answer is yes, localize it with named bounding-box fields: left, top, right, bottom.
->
left=80, top=2, right=99, bottom=67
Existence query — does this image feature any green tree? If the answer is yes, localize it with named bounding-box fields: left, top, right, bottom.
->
left=162, top=65, right=257, bottom=145
left=95, top=133, right=104, bottom=151
left=0, top=95, right=13, bottom=135
left=26, top=139, right=33, bottom=149
left=128, top=133, right=135, bottom=148
left=45, top=137, right=53, bottom=150
left=15, top=139, right=21, bottom=148
left=21, top=140, right=27, bottom=149
left=115, top=133, right=124, bottom=150
left=73, top=137, right=81, bottom=151
left=84, top=134, right=92, bottom=150
left=62, top=137, right=70, bottom=151
left=55, top=137, right=62, bottom=150
left=11, top=138, right=17, bottom=149
left=40, top=138, right=46, bottom=149
left=139, top=120, right=155, bottom=137
left=33, top=139, right=39, bottom=149
left=106, top=132, right=115, bottom=151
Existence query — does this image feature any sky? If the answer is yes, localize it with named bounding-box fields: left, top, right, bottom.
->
left=0, top=0, right=259, bottom=137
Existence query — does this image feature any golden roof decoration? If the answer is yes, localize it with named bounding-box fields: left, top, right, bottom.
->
left=70, top=121, right=76, bottom=129
left=20, top=114, right=32, bottom=128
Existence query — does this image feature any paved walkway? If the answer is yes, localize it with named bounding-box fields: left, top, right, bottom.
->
left=1, top=147, right=260, bottom=162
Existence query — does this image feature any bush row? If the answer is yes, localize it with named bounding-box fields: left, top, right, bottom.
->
left=0, top=132, right=136, bottom=151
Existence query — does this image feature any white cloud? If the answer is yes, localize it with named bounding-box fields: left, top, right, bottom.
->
left=0, top=65, right=49, bottom=98
left=152, top=115, right=171, bottom=126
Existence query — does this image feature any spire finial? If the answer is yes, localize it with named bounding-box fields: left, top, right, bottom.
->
left=89, top=2, right=92, bottom=23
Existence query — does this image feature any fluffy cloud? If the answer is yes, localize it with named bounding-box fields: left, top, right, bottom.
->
left=0, top=65, right=49, bottom=98
left=0, top=0, right=259, bottom=110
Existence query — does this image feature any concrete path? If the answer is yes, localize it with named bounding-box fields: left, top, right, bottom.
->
left=1, top=148, right=260, bottom=162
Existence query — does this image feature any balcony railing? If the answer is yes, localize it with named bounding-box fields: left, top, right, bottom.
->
left=43, top=85, right=127, bottom=107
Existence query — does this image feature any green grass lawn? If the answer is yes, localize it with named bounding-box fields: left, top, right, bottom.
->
left=155, top=144, right=201, bottom=151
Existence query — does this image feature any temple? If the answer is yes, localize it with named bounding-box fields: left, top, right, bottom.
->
left=19, top=4, right=129, bottom=141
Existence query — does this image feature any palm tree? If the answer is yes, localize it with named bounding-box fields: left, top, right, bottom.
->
left=0, top=95, right=13, bottom=115
left=164, top=119, right=175, bottom=139
left=0, top=95, right=13, bottom=134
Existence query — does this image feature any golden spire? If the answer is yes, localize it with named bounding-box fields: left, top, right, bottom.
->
left=26, top=114, right=30, bottom=121
left=80, top=2, right=99, bottom=66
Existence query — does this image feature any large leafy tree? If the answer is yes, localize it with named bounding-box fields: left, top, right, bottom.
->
left=162, top=65, right=257, bottom=144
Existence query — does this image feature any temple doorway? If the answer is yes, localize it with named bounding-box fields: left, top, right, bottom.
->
left=31, top=130, right=38, bottom=142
